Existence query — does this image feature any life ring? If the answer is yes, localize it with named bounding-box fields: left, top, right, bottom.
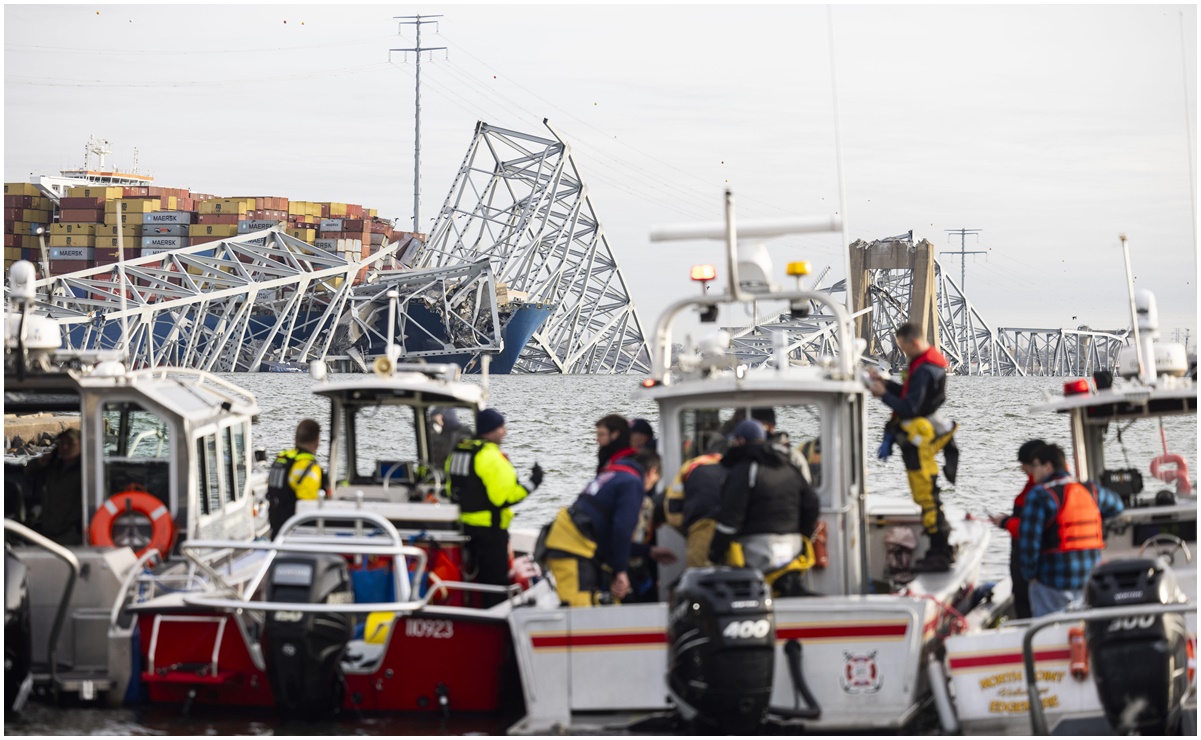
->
left=1150, top=454, right=1192, bottom=495
left=89, top=488, right=177, bottom=558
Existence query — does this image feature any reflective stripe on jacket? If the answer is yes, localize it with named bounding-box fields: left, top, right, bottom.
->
left=445, top=439, right=529, bottom=529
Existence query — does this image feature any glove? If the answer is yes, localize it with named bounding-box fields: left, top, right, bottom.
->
left=530, top=463, right=545, bottom=489
left=877, top=429, right=896, bottom=461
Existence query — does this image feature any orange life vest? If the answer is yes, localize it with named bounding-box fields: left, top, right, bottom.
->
left=1039, top=477, right=1104, bottom=554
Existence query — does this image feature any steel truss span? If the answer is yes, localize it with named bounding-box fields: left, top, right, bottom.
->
left=414, top=121, right=651, bottom=374
left=28, top=228, right=419, bottom=372
left=727, top=234, right=1127, bottom=377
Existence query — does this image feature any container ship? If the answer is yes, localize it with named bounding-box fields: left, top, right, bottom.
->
left=3, top=139, right=553, bottom=373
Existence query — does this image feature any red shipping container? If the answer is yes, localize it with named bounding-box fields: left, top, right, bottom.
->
left=4, top=208, right=22, bottom=221
left=60, top=197, right=102, bottom=209
left=4, top=195, right=34, bottom=208
left=60, top=208, right=105, bottom=222
left=48, top=259, right=92, bottom=275
left=342, top=219, right=365, bottom=232
left=125, top=187, right=151, bottom=198
left=94, top=248, right=120, bottom=264
left=197, top=213, right=239, bottom=225
left=4, top=234, right=17, bottom=247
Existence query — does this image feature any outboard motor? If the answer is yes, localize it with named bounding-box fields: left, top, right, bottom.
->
left=263, top=554, right=354, bottom=718
left=4, top=548, right=32, bottom=715
left=667, top=566, right=775, bottom=733
left=1084, top=558, right=1190, bottom=734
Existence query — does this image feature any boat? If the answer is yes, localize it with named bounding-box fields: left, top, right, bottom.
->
left=117, top=317, right=555, bottom=717
left=2, top=259, right=269, bottom=711
left=503, top=194, right=991, bottom=733
left=940, top=243, right=1198, bottom=735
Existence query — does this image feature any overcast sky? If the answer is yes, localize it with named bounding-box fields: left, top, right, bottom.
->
left=5, top=4, right=1198, bottom=342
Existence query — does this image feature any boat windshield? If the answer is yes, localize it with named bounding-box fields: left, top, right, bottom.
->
left=678, top=403, right=824, bottom=492
left=102, top=401, right=173, bottom=503
left=1098, top=414, right=1196, bottom=505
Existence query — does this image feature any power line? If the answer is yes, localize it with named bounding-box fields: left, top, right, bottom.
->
left=392, top=14, right=446, bottom=233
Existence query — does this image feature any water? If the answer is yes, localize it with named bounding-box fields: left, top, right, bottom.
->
left=7, top=373, right=1195, bottom=735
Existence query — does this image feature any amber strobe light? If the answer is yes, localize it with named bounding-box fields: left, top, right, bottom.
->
left=690, top=264, right=716, bottom=282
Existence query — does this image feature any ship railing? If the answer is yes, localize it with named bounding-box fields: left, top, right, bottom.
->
left=4, top=520, right=81, bottom=690
left=1019, top=601, right=1197, bottom=735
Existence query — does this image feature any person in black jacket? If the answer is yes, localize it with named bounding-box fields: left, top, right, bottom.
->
left=708, top=420, right=820, bottom=582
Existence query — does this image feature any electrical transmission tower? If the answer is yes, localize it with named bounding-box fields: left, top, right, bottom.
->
left=941, top=228, right=986, bottom=374
left=392, top=14, right=446, bottom=234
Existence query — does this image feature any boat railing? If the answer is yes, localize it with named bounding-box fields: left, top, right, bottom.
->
left=647, top=202, right=854, bottom=383
left=108, top=548, right=164, bottom=631
left=3, top=520, right=80, bottom=689
left=1020, top=601, right=1197, bottom=734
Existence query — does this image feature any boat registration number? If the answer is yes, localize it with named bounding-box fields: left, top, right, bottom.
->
left=405, top=619, right=455, bottom=639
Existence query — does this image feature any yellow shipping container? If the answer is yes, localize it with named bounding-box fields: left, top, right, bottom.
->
left=122, top=199, right=160, bottom=214
left=307, top=202, right=321, bottom=218
left=103, top=212, right=138, bottom=227
left=49, top=223, right=99, bottom=236
left=4, top=183, right=39, bottom=197
left=5, top=247, right=22, bottom=260
left=8, top=222, right=41, bottom=236
left=21, top=209, right=50, bottom=223
left=97, top=224, right=142, bottom=237
left=166, top=195, right=178, bottom=210
left=49, top=234, right=96, bottom=247
left=198, top=199, right=249, bottom=215
left=287, top=200, right=307, bottom=216
left=32, top=196, right=52, bottom=211
left=104, top=198, right=122, bottom=212
left=66, top=186, right=123, bottom=200
left=189, top=224, right=238, bottom=237
left=328, top=202, right=348, bottom=217
left=288, top=228, right=316, bottom=242
left=368, top=209, right=377, bottom=218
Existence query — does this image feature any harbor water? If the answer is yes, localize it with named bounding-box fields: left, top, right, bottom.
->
left=6, top=373, right=1195, bottom=735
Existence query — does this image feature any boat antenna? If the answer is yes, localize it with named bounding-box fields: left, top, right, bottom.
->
left=1119, top=233, right=1146, bottom=382
left=828, top=6, right=853, bottom=318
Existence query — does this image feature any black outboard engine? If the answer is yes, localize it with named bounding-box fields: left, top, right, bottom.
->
left=1084, top=558, right=1190, bottom=735
left=667, top=566, right=775, bottom=734
left=263, top=554, right=354, bottom=718
left=4, top=548, right=32, bottom=716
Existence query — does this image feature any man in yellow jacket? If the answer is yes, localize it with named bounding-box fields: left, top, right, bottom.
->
left=267, top=418, right=325, bottom=539
left=446, top=408, right=542, bottom=607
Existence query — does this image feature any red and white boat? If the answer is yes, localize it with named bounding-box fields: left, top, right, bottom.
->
left=941, top=254, right=1197, bottom=735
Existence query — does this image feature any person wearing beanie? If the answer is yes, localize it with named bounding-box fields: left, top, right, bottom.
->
left=628, top=418, right=657, bottom=452
left=446, top=407, right=543, bottom=607
left=988, top=438, right=1046, bottom=619
left=707, top=418, right=820, bottom=596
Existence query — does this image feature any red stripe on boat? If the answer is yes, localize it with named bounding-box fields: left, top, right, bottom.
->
left=948, top=648, right=1072, bottom=670
left=531, top=632, right=666, bottom=649
left=776, top=623, right=907, bottom=640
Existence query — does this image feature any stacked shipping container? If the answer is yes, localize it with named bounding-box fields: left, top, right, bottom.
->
left=4, top=180, right=406, bottom=286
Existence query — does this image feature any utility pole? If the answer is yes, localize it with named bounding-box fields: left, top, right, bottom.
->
left=941, top=228, right=985, bottom=374
left=392, top=14, right=445, bottom=235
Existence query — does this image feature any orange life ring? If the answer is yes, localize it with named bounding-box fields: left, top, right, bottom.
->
left=1150, top=454, right=1192, bottom=495
left=89, top=488, right=177, bottom=558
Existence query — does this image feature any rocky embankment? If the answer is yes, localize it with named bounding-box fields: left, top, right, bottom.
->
left=4, top=413, right=81, bottom=452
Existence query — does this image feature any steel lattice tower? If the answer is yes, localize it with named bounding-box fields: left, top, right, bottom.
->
left=413, top=121, right=651, bottom=374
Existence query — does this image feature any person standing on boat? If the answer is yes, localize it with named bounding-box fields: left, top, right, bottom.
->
left=541, top=450, right=662, bottom=606
left=989, top=438, right=1046, bottom=619
left=266, top=419, right=326, bottom=540
left=446, top=408, right=542, bottom=607
left=868, top=323, right=959, bottom=572
left=629, top=418, right=657, bottom=451
left=429, top=407, right=472, bottom=469
left=708, top=420, right=820, bottom=594
left=1018, top=443, right=1124, bottom=617
left=664, top=434, right=728, bottom=567
left=27, top=428, right=83, bottom=545
left=596, top=414, right=636, bottom=474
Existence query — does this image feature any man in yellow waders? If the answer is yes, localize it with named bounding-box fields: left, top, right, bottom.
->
left=541, top=450, right=662, bottom=606
left=869, top=323, right=959, bottom=572
left=446, top=408, right=542, bottom=607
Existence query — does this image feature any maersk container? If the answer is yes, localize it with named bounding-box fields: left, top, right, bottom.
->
left=142, top=224, right=188, bottom=237
left=237, top=219, right=283, bottom=234
left=143, top=210, right=192, bottom=225
left=49, top=246, right=94, bottom=261
left=140, top=236, right=188, bottom=249
left=320, top=219, right=343, bottom=232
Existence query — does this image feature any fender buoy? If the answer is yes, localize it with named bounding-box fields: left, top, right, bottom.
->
left=1150, top=454, right=1192, bottom=495
left=89, top=489, right=177, bottom=558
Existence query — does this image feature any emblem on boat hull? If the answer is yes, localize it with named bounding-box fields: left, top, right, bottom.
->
left=841, top=650, right=881, bottom=693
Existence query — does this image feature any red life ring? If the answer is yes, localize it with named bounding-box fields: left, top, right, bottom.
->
left=1150, top=454, right=1192, bottom=495
left=89, top=488, right=177, bottom=558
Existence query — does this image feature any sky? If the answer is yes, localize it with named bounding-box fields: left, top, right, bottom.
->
left=4, top=3, right=1198, bottom=344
